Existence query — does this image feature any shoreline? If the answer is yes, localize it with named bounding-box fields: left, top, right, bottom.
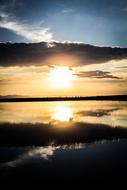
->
left=0, top=95, right=127, bottom=102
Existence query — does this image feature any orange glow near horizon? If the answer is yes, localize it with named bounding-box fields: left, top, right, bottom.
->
left=0, top=59, right=127, bottom=97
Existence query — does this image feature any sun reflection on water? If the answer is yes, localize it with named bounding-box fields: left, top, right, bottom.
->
left=52, top=106, right=73, bottom=122
left=0, top=101, right=127, bottom=128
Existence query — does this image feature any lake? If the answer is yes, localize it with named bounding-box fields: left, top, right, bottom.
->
left=0, top=101, right=127, bottom=185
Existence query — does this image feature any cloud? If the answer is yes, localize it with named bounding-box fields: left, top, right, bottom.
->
left=0, top=0, right=53, bottom=43
left=116, top=66, right=127, bottom=69
left=75, top=70, right=122, bottom=79
left=78, top=108, right=119, bottom=117
left=62, top=8, right=74, bottom=14
left=0, top=13, right=53, bottom=42
left=1, top=143, right=85, bottom=168
left=0, top=12, right=8, bottom=18
left=0, top=42, right=127, bottom=67
left=0, top=21, right=53, bottom=42
left=6, top=146, right=57, bottom=167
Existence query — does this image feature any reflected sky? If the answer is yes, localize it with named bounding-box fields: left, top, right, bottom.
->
left=0, top=101, right=127, bottom=184
left=0, top=139, right=127, bottom=184
left=0, top=101, right=127, bottom=127
left=1, top=143, right=86, bottom=167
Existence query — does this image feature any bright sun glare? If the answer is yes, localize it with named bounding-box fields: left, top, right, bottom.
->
left=52, top=106, right=73, bottom=122
left=48, top=67, right=75, bottom=88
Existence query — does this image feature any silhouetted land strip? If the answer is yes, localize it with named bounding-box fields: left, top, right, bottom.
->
left=0, top=95, right=127, bottom=102
left=0, top=122, right=127, bottom=146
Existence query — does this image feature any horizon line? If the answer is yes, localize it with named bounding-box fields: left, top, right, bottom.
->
left=0, top=95, right=127, bottom=102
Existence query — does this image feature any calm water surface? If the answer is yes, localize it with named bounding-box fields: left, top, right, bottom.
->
left=0, top=101, right=127, bottom=185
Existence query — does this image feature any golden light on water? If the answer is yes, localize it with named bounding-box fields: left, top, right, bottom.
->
left=0, top=101, right=127, bottom=127
left=52, top=106, right=73, bottom=122
left=48, top=66, right=75, bottom=88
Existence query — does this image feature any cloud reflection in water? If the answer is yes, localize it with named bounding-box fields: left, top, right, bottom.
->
left=2, top=143, right=86, bottom=168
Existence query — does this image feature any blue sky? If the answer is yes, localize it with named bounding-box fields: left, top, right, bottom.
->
left=0, top=0, right=127, bottom=47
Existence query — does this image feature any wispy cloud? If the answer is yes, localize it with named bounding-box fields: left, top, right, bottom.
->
left=116, top=66, right=127, bottom=69
left=62, top=8, right=74, bottom=14
left=0, top=10, right=53, bottom=42
left=0, top=12, right=8, bottom=18
left=75, top=70, right=122, bottom=79
left=2, top=143, right=86, bottom=168
left=0, top=0, right=53, bottom=42
left=78, top=108, right=119, bottom=117
left=0, top=20, right=53, bottom=42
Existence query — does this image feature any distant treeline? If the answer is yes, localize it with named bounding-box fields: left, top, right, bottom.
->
left=0, top=95, right=127, bottom=102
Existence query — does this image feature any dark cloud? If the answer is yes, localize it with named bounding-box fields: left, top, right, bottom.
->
left=0, top=42, right=127, bottom=67
left=75, top=70, right=121, bottom=79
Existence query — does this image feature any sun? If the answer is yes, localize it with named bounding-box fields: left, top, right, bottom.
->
left=48, top=66, right=75, bottom=88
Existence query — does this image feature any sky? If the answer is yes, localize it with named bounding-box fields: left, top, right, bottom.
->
left=0, top=0, right=127, bottom=46
left=0, top=0, right=127, bottom=97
